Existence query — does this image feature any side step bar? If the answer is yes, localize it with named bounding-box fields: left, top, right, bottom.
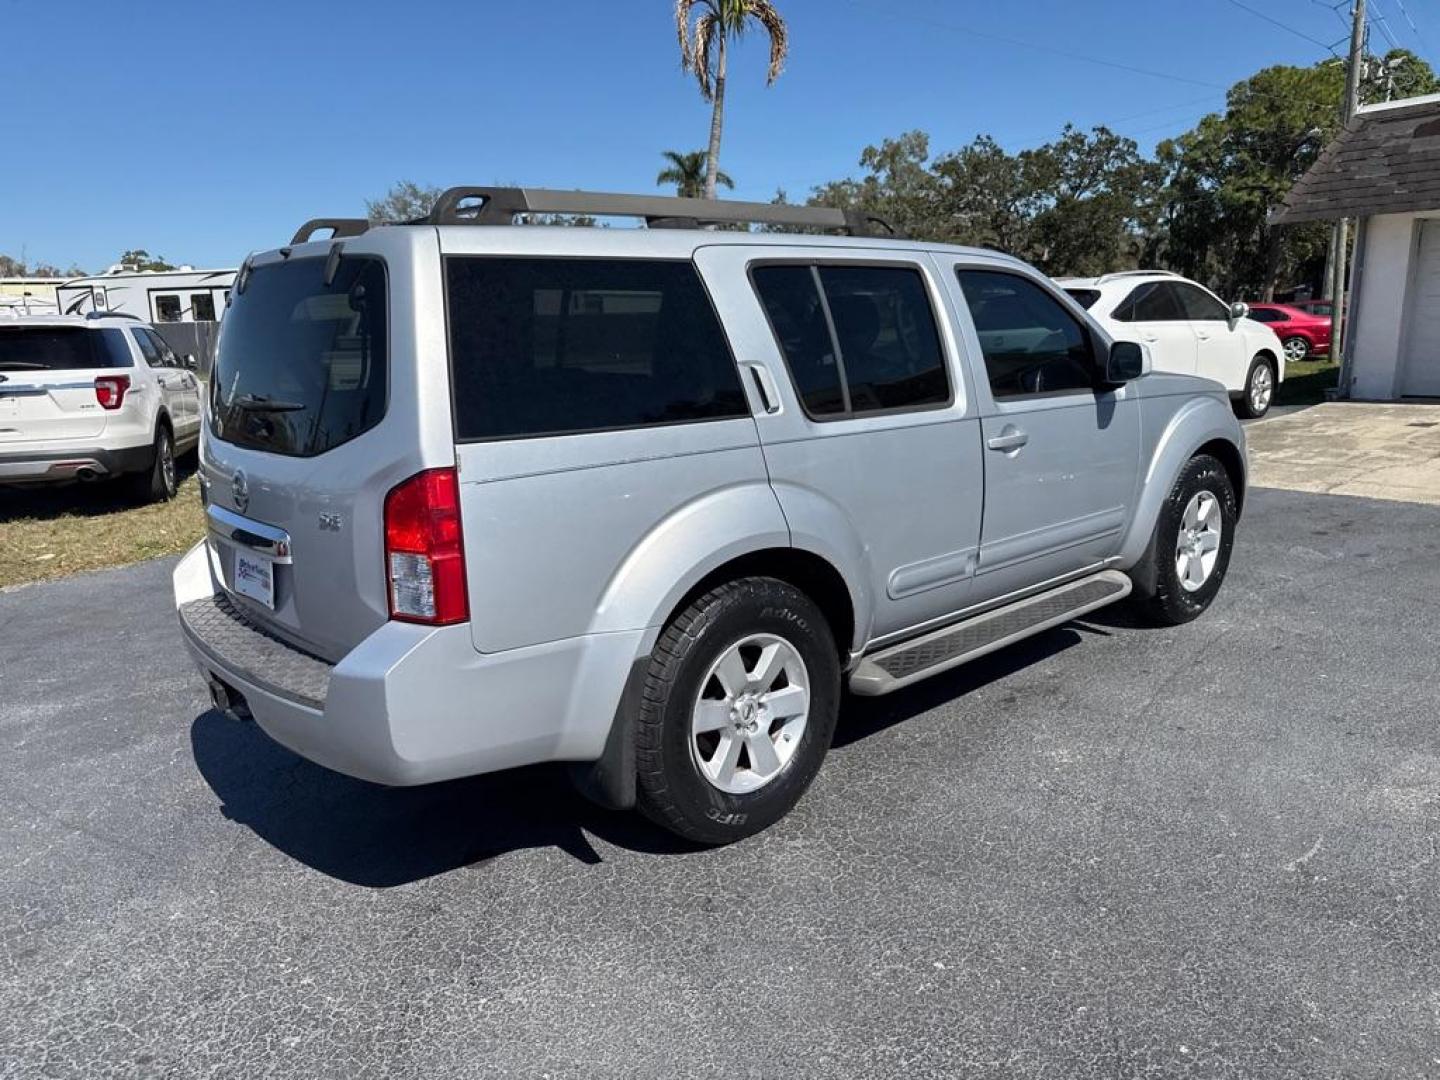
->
left=849, top=570, right=1132, bottom=696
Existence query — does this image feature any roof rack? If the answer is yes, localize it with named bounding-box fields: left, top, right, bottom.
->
left=84, top=310, right=141, bottom=321
left=290, top=218, right=371, bottom=245
left=423, top=187, right=902, bottom=237
left=1094, top=269, right=1181, bottom=285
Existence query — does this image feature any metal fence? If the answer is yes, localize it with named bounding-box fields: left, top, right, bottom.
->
left=150, top=322, right=220, bottom=379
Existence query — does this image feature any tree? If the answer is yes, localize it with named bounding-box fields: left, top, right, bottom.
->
left=117, top=249, right=176, bottom=272
left=657, top=150, right=733, bottom=198
left=365, top=180, right=442, bottom=224
left=675, top=0, right=788, bottom=199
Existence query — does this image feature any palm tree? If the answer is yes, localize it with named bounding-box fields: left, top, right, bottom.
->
left=657, top=150, right=734, bottom=199
left=675, top=0, right=788, bottom=199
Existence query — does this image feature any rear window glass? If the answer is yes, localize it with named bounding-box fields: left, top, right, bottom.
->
left=1064, top=288, right=1101, bottom=310
left=210, top=256, right=388, bottom=458
left=0, top=327, right=133, bottom=371
left=445, top=257, right=748, bottom=441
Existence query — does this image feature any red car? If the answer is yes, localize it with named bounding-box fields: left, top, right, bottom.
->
left=1246, top=303, right=1332, bottom=362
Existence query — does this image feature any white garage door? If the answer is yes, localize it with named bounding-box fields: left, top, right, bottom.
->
left=1401, top=220, right=1440, bottom=397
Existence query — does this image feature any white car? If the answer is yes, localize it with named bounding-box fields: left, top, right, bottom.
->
left=0, top=313, right=201, bottom=501
left=1059, top=271, right=1285, bottom=418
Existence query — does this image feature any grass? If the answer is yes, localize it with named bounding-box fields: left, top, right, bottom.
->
left=1276, top=356, right=1340, bottom=407
left=0, top=465, right=204, bottom=590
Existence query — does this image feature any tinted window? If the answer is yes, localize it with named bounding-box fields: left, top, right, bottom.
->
left=1247, top=308, right=1283, bottom=324
left=750, top=266, right=846, bottom=416
left=155, top=295, right=182, bottom=322
left=1064, top=288, right=1101, bottom=310
left=753, top=263, right=948, bottom=418
left=1116, top=281, right=1184, bottom=322
left=210, top=256, right=388, bottom=458
left=132, top=329, right=164, bottom=368
left=0, top=327, right=133, bottom=371
left=1174, top=283, right=1229, bottom=321
left=140, top=328, right=180, bottom=367
left=446, top=258, right=747, bottom=441
left=956, top=269, right=1097, bottom=398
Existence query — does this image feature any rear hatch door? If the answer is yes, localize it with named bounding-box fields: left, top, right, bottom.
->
left=203, top=249, right=419, bottom=663
left=0, top=324, right=133, bottom=443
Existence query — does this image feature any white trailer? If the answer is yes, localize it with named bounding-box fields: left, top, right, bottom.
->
left=55, top=267, right=237, bottom=323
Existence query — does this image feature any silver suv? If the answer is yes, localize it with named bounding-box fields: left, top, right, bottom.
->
left=174, top=188, right=1247, bottom=843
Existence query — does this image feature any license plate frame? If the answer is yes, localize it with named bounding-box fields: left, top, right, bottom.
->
left=233, top=549, right=276, bottom=609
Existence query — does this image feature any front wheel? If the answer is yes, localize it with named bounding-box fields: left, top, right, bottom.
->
left=1235, top=355, right=1276, bottom=419
left=1282, top=335, right=1310, bottom=363
left=1128, top=454, right=1238, bottom=626
left=634, top=577, right=840, bottom=844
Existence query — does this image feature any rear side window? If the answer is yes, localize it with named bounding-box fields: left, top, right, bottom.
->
left=1114, top=282, right=1184, bottom=322
left=1248, top=308, right=1282, bottom=323
left=956, top=269, right=1097, bottom=399
left=210, top=256, right=388, bottom=458
left=132, top=329, right=164, bottom=367
left=0, top=327, right=133, bottom=371
left=1065, top=288, right=1101, bottom=310
left=751, top=263, right=949, bottom=419
left=446, top=258, right=748, bottom=441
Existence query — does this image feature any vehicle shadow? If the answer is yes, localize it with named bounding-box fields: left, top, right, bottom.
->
left=190, top=625, right=1089, bottom=887
left=0, top=453, right=198, bottom=522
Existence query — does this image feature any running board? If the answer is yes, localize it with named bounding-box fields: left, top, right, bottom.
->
left=849, top=570, right=1132, bottom=696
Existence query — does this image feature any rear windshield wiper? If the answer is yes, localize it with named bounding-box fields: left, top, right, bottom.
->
left=0, top=361, right=50, bottom=370
left=230, top=393, right=307, bottom=413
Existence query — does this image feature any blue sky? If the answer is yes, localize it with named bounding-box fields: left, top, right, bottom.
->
left=4, top=0, right=1437, bottom=272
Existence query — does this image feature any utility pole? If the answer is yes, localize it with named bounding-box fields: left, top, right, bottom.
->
left=1330, top=0, right=1366, bottom=385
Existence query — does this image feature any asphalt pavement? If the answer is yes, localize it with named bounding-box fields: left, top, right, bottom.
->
left=2, top=487, right=1438, bottom=1079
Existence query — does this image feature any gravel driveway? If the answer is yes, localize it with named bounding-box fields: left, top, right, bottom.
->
left=2, top=487, right=1438, bottom=1079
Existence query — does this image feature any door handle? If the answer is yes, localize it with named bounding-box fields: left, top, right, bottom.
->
left=987, top=428, right=1029, bottom=452
left=745, top=363, right=781, bottom=414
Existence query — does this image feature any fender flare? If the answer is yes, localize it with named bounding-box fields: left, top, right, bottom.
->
left=1118, top=395, right=1247, bottom=568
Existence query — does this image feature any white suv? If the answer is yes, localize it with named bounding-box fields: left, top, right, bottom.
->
left=0, top=313, right=202, bottom=501
left=1059, top=271, right=1285, bottom=418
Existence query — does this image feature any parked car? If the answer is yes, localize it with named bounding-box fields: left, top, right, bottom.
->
left=1060, top=270, right=1285, bottom=419
left=174, top=188, right=1247, bottom=844
left=1287, top=298, right=1333, bottom=318
left=1245, top=302, right=1332, bottom=362
left=0, top=312, right=201, bottom=501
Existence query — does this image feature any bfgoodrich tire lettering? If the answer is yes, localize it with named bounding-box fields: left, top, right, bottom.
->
left=635, top=577, right=840, bottom=844
left=1129, top=453, right=1237, bottom=626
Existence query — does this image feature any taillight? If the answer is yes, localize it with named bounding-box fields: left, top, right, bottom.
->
left=94, top=374, right=131, bottom=410
left=383, top=467, right=469, bottom=625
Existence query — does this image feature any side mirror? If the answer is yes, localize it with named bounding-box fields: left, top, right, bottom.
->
left=1106, top=340, right=1149, bottom=383
left=183, top=353, right=198, bottom=371
left=1228, top=301, right=1249, bottom=326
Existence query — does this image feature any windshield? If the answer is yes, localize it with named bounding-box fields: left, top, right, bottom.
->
left=0, top=327, right=133, bottom=371
left=210, top=256, right=388, bottom=457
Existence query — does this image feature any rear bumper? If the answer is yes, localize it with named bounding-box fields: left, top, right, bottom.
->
left=172, top=542, right=641, bottom=786
left=0, top=442, right=152, bottom=483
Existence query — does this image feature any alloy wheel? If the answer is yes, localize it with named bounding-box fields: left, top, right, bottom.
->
left=1249, top=363, right=1274, bottom=415
left=1175, top=490, right=1223, bottom=592
left=690, top=633, right=810, bottom=795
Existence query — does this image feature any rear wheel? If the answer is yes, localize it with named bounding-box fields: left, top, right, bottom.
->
left=1235, top=354, right=1275, bottom=419
left=635, top=577, right=840, bottom=844
left=1282, top=335, right=1310, bottom=363
left=129, top=426, right=177, bottom=503
left=1129, top=454, right=1237, bottom=626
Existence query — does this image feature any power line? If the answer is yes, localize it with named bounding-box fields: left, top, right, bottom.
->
left=1222, top=0, right=1337, bottom=52
left=1389, top=0, right=1435, bottom=60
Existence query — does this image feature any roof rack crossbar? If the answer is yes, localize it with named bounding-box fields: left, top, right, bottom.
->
left=1094, top=269, right=1181, bottom=285
left=423, top=187, right=904, bottom=238
left=290, top=218, right=371, bottom=245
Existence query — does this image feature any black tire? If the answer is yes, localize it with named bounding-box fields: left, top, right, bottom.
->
left=1282, top=335, right=1310, bottom=363
left=1128, top=454, right=1237, bottom=626
left=1235, top=354, right=1276, bottom=419
left=129, top=425, right=177, bottom=503
left=634, top=577, right=840, bottom=845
